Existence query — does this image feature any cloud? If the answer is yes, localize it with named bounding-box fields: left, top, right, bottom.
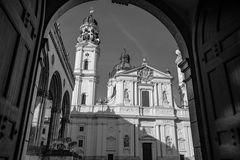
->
left=110, top=14, right=149, bottom=60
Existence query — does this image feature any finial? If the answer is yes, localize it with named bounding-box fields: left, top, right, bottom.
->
left=90, top=7, right=94, bottom=15
left=175, top=49, right=181, bottom=55
left=166, top=68, right=171, bottom=75
left=123, top=48, right=127, bottom=53
left=142, top=57, right=147, bottom=65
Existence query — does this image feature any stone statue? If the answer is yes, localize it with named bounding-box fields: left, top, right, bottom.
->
left=124, top=89, right=129, bottom=100
left=162, top=90, right=169, bottom=104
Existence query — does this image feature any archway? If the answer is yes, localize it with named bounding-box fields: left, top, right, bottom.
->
left=27, top=49, right=49, bottom=153
left=43, top=0, right=199, bottom=158
left=47, top=71, right=62, bottom=146
left=59, top=91, right=71, bottom=138
left=1, top=0, right=239, bottom=160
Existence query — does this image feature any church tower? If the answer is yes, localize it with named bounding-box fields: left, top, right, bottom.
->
left=72, top=9, right=100, bottom=106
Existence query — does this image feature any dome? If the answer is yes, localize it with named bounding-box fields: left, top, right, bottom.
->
left=109, top=49, right=132, bottom=77
left=120, top=50, right=130, bottom=63
left=82, top=7, right=98, bottom=26
left=83, top=15, right=98, bottom=26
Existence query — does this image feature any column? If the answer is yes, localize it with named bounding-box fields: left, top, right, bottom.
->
left=71, top=76, right=81, bottom=106
left=160, top=125, right=166, bottom=157
left=130, top=81, right=134, bottom=105
left=135, top=124, right=139, bottom=158
left=188, top=126, right=194, bottom=157
left=118, top=120, right=123, bottom=156
left=155, top=125, right=161, bottom=158
left=116, top=80, right=124, bottom=105
left=102, top=120, right=107, bottom=156
left=130, top=124, right=135, bottom=156
left=171, top=123, right=178, bottom=155
left=122, top=81, right=125, bottom=105
left=134, top=82, right=138, bottom=105
left=92, top=79, right=96, bottom=105
left=74, top=47, right=82, bottom=73
left=96, top=119, right=103, bottom=156
left=154, top=83, right=158, bottom=106
left=156, top=83, right=159, bottom=106
left=158, top=83, right=162, bottom=106
left=86, top=119, right=92, bottom=156
left=133, top=82, right=135, bottom=105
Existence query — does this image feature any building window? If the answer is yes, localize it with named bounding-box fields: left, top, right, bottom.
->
left=78, top=139, right=83, bottom=147
left=80, top=126, right=84, bottom=132
left=84, top=60, right=88, bottom=70
left=123, top=135, right=129, bottom=147
left=42, top=128, right=46, bottom=134
left=142, top=90, right=149, bottom=107
left=81, top=93, right=86, bottom=105
left=41, top=141, right=44, bottom=146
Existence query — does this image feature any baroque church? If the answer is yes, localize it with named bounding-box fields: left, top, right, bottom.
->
left=69, top=10, right=194, bottom=160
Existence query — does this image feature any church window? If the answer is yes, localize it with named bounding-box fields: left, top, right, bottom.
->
left=123, top=135, right=130, bottom=147
left=42, top=128, right=46, bottom=134
left=84, top=60, right=88, bottom=70
left=78, top=139, right=83, bottom=147
left=81, top=93, right=86, bottom=105
left=80, top=126, right=84, bottom=132
left=142, top=90, right=150, bottom=107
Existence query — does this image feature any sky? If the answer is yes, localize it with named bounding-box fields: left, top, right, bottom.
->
left=57, top=0, right=179, bottom=100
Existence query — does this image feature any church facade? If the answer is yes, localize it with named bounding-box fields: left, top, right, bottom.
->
left=69, top=11, right=194, bottom=160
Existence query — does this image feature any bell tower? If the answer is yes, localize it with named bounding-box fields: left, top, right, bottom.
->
left=72, top=8, right=100, bottom=106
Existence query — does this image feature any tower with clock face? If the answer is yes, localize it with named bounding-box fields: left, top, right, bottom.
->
left=71, top=9, right=100, bottom=106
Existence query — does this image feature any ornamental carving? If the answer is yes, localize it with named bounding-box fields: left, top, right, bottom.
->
left=137, top=67, right=153, bottom=82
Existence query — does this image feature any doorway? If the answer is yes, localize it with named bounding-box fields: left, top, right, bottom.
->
left=142, top=143, right=152, bottom=160
left=108, top=154, right=114, bottom=160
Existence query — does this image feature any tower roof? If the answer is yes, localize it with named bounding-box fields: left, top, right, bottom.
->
left=109, top=48, right=132, bottom=77
left=82, top=8, right=98, bottom=26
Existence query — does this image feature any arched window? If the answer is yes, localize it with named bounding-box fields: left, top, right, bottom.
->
left=81, top=93, right=86, bottom=105
left=123, top=135, right=129, bottom=147
left=84, top=60, right=88, bottom=70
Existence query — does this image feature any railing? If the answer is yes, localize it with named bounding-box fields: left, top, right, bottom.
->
left=71, top=105, right=189, bottom=118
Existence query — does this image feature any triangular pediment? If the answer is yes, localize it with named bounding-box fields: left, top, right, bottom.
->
left=118, top=64, right=172, bottom=79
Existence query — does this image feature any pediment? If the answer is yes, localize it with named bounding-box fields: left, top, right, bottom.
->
left=119, top=64, right=172, bottom=79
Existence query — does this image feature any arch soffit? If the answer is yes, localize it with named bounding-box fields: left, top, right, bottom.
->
left=44, top=0, right=195, bottom=59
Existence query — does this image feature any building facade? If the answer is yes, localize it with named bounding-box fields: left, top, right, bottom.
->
left=23, top=23, right=75, bottom=160
left=69, top=11, right=194, bottom=160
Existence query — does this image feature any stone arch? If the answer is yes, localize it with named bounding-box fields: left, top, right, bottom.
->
left=42, top=0, right=199, bottom=157
left=27, top=48, right=50, bottom=150
left=43, top=0, right=190, bottom=58
left=47, top=71, right=62, bottom=146
left=59, top=91, right=71, bottom=138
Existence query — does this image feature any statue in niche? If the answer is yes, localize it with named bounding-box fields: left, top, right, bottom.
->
left=124, top=89, right=129, bottom=99
left=124, top=89, right=130, bottom=104
left=123, top=135, right=130, bottom=147
left=166, top=136, right=173, bottom=154
left=162, top=90, right=169, bottom=105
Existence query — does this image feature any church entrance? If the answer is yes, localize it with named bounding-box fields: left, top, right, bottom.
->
left=142, top=143, right=152, bottom=160
left=107, top=154, right=114, bottom=160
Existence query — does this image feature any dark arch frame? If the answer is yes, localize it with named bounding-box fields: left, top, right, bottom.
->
left=42, top=0, right=202, bottom=158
